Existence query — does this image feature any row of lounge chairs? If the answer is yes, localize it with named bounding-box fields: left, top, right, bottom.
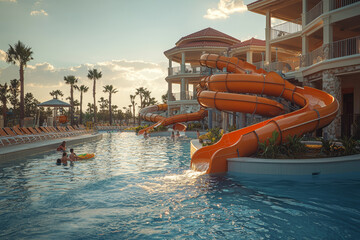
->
left=0, top=125, right=93, bottom=147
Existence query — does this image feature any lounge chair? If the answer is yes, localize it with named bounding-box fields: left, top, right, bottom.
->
left=2, top=128, right=26, bottom=144
left=12, top=126, right=37, bottom=143
left=22, top=127, right=48, bottom=141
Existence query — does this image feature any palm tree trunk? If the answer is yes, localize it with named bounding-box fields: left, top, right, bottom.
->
left=133, top=105, right=135, bottom=124
left=80, top=92, right=83, bottom=124
left=70, top=85, right=74, bottom=126
left=19, top=64, right=24, bottom=127
left=109, top=93, right=112, bottom=125
left=2, top=101, right=6, bottom=127
left=93, top=79, right=97, bottom=124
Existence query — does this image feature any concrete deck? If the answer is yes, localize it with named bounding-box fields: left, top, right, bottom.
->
left=0, top=133, right=103, bottom=162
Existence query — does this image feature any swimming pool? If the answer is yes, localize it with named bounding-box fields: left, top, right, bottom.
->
left=0, top=132, right=360, bottom=239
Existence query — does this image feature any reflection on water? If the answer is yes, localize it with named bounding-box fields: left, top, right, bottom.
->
left=0, top=132, right=360, bottom=239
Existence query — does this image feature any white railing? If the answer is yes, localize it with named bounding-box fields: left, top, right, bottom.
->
left=268, top=57, right=301, bottom=73
left=301, top=36, right=360, bottom=67
left=330, top=0, right=360, bottom=10
left=330, top=36, right=360, bottom=58
left=169, top=91, right=196, bottom=101
left=271, top=18, right=302, bottom=40
left=306, top=1, right=323, bottom=24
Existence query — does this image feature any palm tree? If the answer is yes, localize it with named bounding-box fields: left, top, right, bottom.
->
left=6, top=41, right=33, bottom=127
left=50, top=90, right=64, bottom=99
left=64, top=75, right=78, bottom=125
left=75, top=85, right=89, bottom=124
left=130, top=94, right=137, bottom=124
left=103, top=85, right=118, bottom=125
left=0, top=83, right=9, bottom=126
left=136, top=87, right=146, bottom=108
left=87, top=69, right=102, bottom=124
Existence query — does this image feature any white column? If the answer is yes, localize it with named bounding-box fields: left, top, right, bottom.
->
left=193, top=84, right=197, bottom=99
left=323, top=17, right=333, bottom=45
left=246, top=51, right=253, bottom=64
left=302, top=34, right=309, bottom=59
left=168, top=58, right=173, bottom=75
left=265, top=10, right=271, bottom=64
left=181, top=52, right=185, bottom=73
left=167, top=81, right=172, bottom=102
left=181, top=78, right=185, bottom=100
left=302, top=0, right=307, bottom=26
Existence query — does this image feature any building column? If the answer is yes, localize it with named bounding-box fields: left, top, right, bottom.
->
left=302, top=0, right=307, bottom=26
left=265, top=10, right=272, bottom=64
left=301, top=34, right=309, bottom=66
left=221, top=112, right=228, bottom=131
left=168, top=58, right=173, bottom=75
left=167, top=81, right=172, bottom=102
left=193, top=84, right=197, bottom=99
left=323, top=16, right=333, bottom=59
left=322, top=70, right=341, bottom=139
left=246, top=51, right=253, bottom=64
left=181, top=78, right=185, bottom=100
left=208, top=109, right=213, bottom=129
left=181, top=52, right=185, bottom=73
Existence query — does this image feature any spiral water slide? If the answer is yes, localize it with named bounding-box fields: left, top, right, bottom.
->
left=138, top=104, right=208, bottom=135
left=191, top=54, right=339, bottom=174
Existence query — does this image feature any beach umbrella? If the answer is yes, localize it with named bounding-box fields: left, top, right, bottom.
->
left=38, top=99, right=71, bottom=126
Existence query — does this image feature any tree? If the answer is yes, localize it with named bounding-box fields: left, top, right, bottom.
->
left=24, top=93, right=39, bottom=117
left=50, top=90, right=64, bottom=99
left=130, top=94, right=137, bottom=124
left=64, top=75, right=78, bottom=125
left=6, top=41, right=33, bottom=126
left=103, top=85, right=118, bottom=125
left=87, top=69, right=102, bottom=124
left=75, top=85, right=89, bottom=124
left=161, top=91, right=168, bottom=103
left=135, top=87, right=146, bottom=108
left=9, top=79, right=20, bottom=122
left=0, top=83, right=9, bottom=126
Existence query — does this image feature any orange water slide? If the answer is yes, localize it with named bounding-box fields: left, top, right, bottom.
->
left=138, top=104, right=208, bottom=135
left=191, top=54, right=339, bottom=174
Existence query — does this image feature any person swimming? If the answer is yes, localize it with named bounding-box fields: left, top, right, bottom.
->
left=57, top=141, right=66, bottom=152
left=56, top=158, right=61, bottom=165
left=69, top=148, right=80, bottom=161
left=61, top=152, right=72, bottom=166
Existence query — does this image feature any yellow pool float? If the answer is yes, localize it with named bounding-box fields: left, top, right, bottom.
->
left=77, top=153, right=95, bottom=159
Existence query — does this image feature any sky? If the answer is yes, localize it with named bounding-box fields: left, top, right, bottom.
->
left=0, top=0, right=267, bottom=112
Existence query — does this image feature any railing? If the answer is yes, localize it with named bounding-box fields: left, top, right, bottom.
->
left=306, top=1, right=323, bottom=24
left=268, top=57, right=301, bottom=73
left=330, top=0, right=360, bottom=10
left=169, top=91, right=196, bottom=101
left=168, top=65, right=225, bottom=76
left=271, top=18, right=302, bottom=40
left=330, top=36, right=360, bottom=58
left=301, top=36, right=360, bottom=67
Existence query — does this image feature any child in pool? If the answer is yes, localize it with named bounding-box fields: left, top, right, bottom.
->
left=57, top=141, right=66, bottom=152
left=69, top=148, right=80, bottom=161
left=56, top=159, right=61, bottom=165
left=61, top=152, right=72, bottom=166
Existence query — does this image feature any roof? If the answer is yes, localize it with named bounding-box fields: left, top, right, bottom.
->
left=230, top=37, right=265, bottom=49
left=176, top=27, right=240, bottom=46
left=38, top=99, right=71, bottom=107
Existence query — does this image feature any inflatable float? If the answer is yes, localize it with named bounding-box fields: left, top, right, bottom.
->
left=77, top=153, right=95, bottom=160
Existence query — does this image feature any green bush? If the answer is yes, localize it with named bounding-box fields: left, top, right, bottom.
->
left=228, top=125, right=237, bottom=132
left=202, top=127, right=224, bottom=146
left=135, top=125, right=149, bottom=134
left=280, top=135, right=306, bottom=157
left=257, top=131, right=281, bottom=159
left=340, top=136, right=359, bottom=156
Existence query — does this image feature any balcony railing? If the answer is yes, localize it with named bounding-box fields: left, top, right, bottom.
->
left=330, top=0, right=360, bottom=10
left=168, top=65, right=225, bottom=76
left=271, top=18, right=302, bottom=40
left=169, top=91, right=196, bottom=101
left=306, top=1, right=323, bottom=24
left=301, top=36, right=360, bottom=67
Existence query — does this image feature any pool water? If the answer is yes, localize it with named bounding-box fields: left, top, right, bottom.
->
left=1, top=132, right=360, bottom=239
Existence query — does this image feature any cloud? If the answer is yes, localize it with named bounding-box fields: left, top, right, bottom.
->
left=0, top=0, right=17, bottom=2
left=0, top=49, right=6, bottom=62
left=204, top=0, right=247, bottom=20
left=0, top=57, right=168, bottom=110
left=30, top=9, right=48, bottom=16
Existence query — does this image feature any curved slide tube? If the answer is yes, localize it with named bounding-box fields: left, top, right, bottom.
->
left=138, top=104, right=208, bottom=135
left=191, top=54, right=339, bottom=174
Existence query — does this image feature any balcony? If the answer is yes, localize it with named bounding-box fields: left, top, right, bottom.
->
left=301, top=36, right=360, bottom=67
left=306, top=1, right=323, bottom=25
left=271, top=18, right=302, bottom=40
left=330, top=0, right=360, bottom=10
left=169, top=91, right=196, bottom=101
left=168, top=65, right=224, bottom=76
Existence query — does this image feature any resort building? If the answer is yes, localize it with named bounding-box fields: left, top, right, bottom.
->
left=247, top=0, right=360, bottom=139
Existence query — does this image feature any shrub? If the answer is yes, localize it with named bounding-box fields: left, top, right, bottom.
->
left=340, top=136, right=359, bottom=156
left=134, top=125, right=149, bottom=134
left=202, top=127, right=224, bottom=146
left=257, top=131, right=281, bottom=159
left=280, top=135, right=306, bottom=157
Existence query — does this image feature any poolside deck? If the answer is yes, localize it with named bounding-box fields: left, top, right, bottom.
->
left=0, top=133, right=103, bottom=162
